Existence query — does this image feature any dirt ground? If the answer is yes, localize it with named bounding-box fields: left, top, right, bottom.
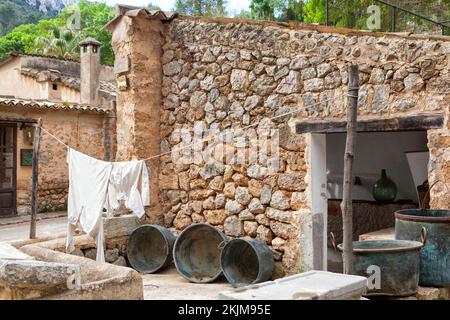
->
left=143, top=266, right=233, bottom=300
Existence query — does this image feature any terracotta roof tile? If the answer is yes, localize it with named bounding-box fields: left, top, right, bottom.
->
left=0, top=96, right=110, bottom=114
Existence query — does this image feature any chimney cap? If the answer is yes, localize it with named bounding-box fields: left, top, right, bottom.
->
left=79, top=37, right=102, bottom=47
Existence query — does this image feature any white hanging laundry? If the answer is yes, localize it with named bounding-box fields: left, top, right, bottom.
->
left=66, top=148, right=112, bottom=262
left=106, top=160, right=150, bottom=218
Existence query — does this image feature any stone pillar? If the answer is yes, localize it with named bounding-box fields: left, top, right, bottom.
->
left=109, top=15, right=163, bottom=223
left=79, top=37, right=101, bottom=105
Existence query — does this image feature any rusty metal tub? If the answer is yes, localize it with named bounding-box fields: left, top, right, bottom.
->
left=334, top=233, right=425, bottom=296
left=127, top=225, right=176, bottom=274
left=220, top=238, right=274, bottom=288
left=395, top=209, right=450, bottom=287
left=173, top=223, right=227, bottom=283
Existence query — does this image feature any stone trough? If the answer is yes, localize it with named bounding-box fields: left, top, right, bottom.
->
left=1, top=215, right=144, bottom=300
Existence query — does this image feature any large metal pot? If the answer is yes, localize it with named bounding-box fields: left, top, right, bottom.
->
left=220, top=238, right=274, bottom=288
left=173, top=223, right=228, bottom=283
left=127, top=224, right=176, bottom=273
left=333, top=230, right=426, bottom=297
left=395, top=209, right=450, bottom=287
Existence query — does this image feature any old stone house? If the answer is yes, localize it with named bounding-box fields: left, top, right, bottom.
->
left=105, top=5, right=450, bottom=276
left=0, top=38, right=116, bottom=217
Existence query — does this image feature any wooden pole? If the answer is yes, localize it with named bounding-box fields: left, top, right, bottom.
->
left=341, top=65, right=359, bottom=274
left=29, top=118, right=42, bottom=239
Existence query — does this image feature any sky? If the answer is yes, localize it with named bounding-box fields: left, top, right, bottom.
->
left=104, top=0, right=251, bottom=16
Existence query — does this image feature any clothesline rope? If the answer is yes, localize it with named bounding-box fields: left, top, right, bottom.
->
left=40, top=93, right=346, bottom=162
left=40, top=126, right=70, bottom=149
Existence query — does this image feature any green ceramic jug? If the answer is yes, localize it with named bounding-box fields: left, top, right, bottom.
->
left=372, top=169, right=397, bottom=202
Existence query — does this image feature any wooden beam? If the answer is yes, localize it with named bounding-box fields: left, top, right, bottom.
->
left=0, top=117, right=39, bottom=124
left=296, top=114, right=444, bottom=134
left=29, top=118, right=42, bottom=239
left=341, top=65, right=359, bottom=275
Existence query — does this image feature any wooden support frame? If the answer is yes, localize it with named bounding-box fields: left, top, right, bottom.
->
left=29, top=118, right=42, bottom=239
left=341, top=65, right=359, bottom=275
left=296, top=114, right=444, bottom=134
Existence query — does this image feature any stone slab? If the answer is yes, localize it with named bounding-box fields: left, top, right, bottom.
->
left=0, top=259, right=81, bottom=299
left=0, top=259, right=80, bottom=290
left=218, top=271, right=367, bottom=300
left=103, top=214, right=143, bottom=238
left=0, top=242, right=33, bottom=260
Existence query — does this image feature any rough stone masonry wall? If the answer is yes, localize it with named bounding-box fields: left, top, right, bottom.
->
left=156, top=17, right=450, bottom=275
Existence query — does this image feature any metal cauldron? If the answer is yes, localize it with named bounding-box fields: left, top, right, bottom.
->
left=220, top=238, right=274, bottom=288
left=395, top=209, right=450, bottom=287
left=332, top=230, right=426, bottom=296
left=127, top=224, right=176, bottom=273
left=173, top=223, right=228, bottom=283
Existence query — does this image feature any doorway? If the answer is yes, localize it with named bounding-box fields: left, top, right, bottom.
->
left=309, top=130, right=429, bottom=272
left=0, top=125, right=17, bottom=217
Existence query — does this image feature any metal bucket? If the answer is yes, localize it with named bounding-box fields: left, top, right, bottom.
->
left=173, top=223, right=228, bottom=283
left=127, top=224, right=176, bottom=273
left=395, top=209, right=450, bottom=287
left=220, top=238, right=274, bottom=288
left=333, top=232, right=425, bottom=296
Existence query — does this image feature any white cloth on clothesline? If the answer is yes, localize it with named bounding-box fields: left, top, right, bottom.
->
left=106, top=160, right=150, bottom=218
left=66, top=148, right=112, bottom=262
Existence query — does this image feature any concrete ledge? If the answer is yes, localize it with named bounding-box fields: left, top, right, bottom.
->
left=2, top=216, right=144, bottom=300
left=18, top=235, right=143, bottom=300
left=0, top=242, right=34, bottom=260
left=10, top=231, right=143, bottom=300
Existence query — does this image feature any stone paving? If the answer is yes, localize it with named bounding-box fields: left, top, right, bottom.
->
left=143, top=267, right=232, bottom=300
left=0, top=216, right=67, bottom=242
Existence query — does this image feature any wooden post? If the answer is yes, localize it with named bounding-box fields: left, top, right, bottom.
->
left=340, top=65, right=359, bottom=274
left=29, top=118, right=42, bottom=239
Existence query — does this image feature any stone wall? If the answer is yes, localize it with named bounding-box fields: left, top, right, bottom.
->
left=110, top=15, right=450, bottom=275
left=110, top=15, right=163, bottom=224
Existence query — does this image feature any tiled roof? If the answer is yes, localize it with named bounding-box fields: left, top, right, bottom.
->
left=20, top=68, right=116, bottom=96
left=105, top=5, right=178, bottom=31
left=0, top=96, right=110, bottom=114
left=0, top=53, right=80, bottom=67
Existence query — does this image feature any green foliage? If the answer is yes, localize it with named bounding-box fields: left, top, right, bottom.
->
left=0, top=0, right=53, bottom=36
left=247, top=0, right=449, bottom=34
left=0, top=0, right=115, bottom=65
left=57, top=1, right=115, bottom=65
left=147, top=2, right=162, bottom=10
left=249, top=0, right=281, bottom=20
left=174, top=0, right=228, bottom=17
left=32, top=27, right=81, bottom=60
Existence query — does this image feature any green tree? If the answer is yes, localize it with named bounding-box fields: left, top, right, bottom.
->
left=248, top=0, right=449, bottom=34
left=58, top=0, right=115, bottom=64
left=249, top=0, right=281, bottom=20
left=235, top=10, right=253, bottom=19
left=0, top=3, right=17, bottom=33
left=303, top=0, right=325, bottom=24
left=174, top=0, right=228, bottom=17
left=32, top=27, right=81, bottom=60
left=280, top=0, right=305, bottom=22
left=0, top=1, right=115, bottom=65
left=147, top=2, right=162, bottom=10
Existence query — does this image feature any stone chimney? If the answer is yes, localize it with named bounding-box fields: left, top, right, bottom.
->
left=79, top=37, right=101, bottom=105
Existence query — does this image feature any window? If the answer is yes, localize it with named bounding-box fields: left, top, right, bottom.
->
left=52, top=83, right=58, bottom=91
left=93, top=46, right=98, bottom=53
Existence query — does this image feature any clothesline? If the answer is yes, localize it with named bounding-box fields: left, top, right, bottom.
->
left=40, top=93, right=344, bottom=162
